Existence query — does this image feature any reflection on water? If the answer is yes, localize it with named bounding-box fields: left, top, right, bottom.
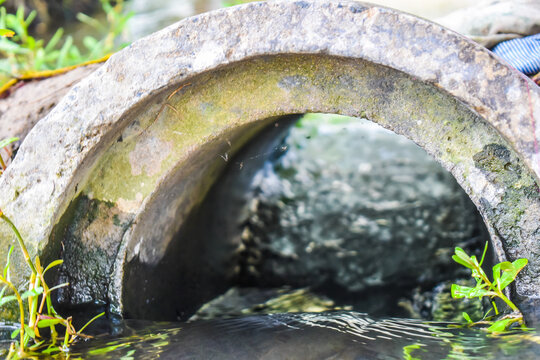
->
left=69, top=312, right=540, bottom=359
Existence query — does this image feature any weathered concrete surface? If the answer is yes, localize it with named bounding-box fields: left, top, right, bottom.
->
left=0, top=1, right=538, bottom=321
left=0, top=65, right=101, bottom=143
left=0, top=65, right=101, bottom=169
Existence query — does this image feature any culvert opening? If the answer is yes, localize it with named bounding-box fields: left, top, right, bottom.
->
left=121, top=113, right=491, bottom=322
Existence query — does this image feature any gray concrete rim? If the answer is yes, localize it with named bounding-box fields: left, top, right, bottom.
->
left=0, top=1, right=538, bottom=320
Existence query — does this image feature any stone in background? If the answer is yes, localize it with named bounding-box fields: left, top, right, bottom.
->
left=235, top=115, right=487, bottom=314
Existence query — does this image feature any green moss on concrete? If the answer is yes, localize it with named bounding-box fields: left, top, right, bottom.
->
left=472, top=144, right=540, bottom=252
left=85, top=55, right=501, bottom=208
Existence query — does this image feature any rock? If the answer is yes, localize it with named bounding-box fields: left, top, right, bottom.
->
left=0, top=64, right=101, bottom=147
left=436, top=0, right=540, bottom=48
left=237, top=115, right=487, bottom=295
left=189, top=286, right=346, bottom=321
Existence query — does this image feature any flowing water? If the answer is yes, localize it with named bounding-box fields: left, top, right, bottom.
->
left=2, top=311, right=540, bottom=359
left=63, top=312, right=540, bottom=359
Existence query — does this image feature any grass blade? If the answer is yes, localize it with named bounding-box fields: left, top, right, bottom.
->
left=77, top=312, right=105, bottom=334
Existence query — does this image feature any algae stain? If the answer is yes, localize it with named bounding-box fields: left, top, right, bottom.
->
left=473, top=143, right=540, bottom=246
left=473, top=144, right=512, bottom=175
left=78, top=54, right=534, bottom=245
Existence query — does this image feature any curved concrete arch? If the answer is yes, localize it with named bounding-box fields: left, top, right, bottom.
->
left=0, top=1, right=538, bottom=321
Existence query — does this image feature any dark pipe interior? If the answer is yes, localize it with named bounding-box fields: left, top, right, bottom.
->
left=123, top=114, right=490, bottom=321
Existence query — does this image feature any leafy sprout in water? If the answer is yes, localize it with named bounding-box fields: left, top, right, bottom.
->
left=0, top=138, right=104, bottom=359
left=450, top=242, right=528, bottom=332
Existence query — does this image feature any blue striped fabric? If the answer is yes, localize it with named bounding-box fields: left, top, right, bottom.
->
left=492, top=33, right=540, bottom=75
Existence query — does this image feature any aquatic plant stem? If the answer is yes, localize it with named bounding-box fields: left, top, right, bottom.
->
left=0, top=277, right=25, bottom=353
left=498, top=291, right=520, bottom=313
left=0, top=213, right=37, bottom=275
left=0, top=154, right=6, bottom=171
left=0, top=54, right=112, bottom=96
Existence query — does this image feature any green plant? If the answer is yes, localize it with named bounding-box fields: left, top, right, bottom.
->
left=0, top=0, right=132, bottom=88
left=0, top=28, right=12, bottom=37
left=0, top=0, right=13, bottom=40
left=0, top=139, right=103, bottom=358
left=221, top=0, right=257, bottom=7
left=450, top=242, right=528, bottom=332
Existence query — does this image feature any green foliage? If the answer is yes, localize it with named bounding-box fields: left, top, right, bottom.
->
left=450, top=243, right=528, bottom=332
left=0, top=140, right=104, bottom=358
left=0, top=138, right=17, bottom=149
left=221, top=0, right=257, bottom=7
left=402, top=343, right=424, bottom=360
left=0, top=28, right=13, bottom=37
left=0, top=0, right=132, bottom=86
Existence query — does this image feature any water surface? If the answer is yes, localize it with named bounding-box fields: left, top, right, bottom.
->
left=69, top=312, right=540, bottom=359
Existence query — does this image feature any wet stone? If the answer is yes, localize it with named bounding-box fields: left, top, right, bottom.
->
left=237, top=115, right=487, bottom=301
left=189, top=286, right=347, bottom=321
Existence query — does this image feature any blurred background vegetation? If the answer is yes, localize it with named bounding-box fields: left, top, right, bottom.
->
left=0, top=0, right=482, bottom=89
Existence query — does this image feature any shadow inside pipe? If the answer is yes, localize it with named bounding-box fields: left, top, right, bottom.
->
left=122, top=113, right=491, bottom=322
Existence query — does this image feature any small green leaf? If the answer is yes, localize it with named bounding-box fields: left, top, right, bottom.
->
left=56, top=35, right=73, bottom=68
left=452, top=247, right=475, bottom=269
left=37, top=317, right=63, bottom=328
left=451, top=284, right=491, bottom=299
left=452, top=255, right=472, bottom=269
left=24, top=324, right=35, bottom=339
left=498, top=258, right=528, bottom=290
left=78, top=311, right=105, bottom=334
left=20, top=286, right=43, bottom=299
left=479, top=242, right=488, bottom=266
left=3, top=245, right=13, bottom=278
left=83, top=35, right=98, bottom=51
left=0, top=284, right=7, bottom=302
left=23, top=9, right=37, bottom=28
left=462, top=312, right=473, bottom=324
left=76, top=12, right=103, bottom=30
left=11, top=327, right=19, bottom=339
left=87, top=343, right=128, bottom=355
left=41, top=345, right=60, bottom=354
left=0, top=294, right=17, bottom=306
left=471, top=265, right=488, bottom=281
left=28, top=340, right=45, bottom=350
left=487, top=318, right=515, bottom=333
left=0, top=137, right=19, bottom=149
left=43, top=259, right=63, bottom=275
left=492, top=262, right=502, bottom=289
left=0, top=28, right=14, bottom=37
left=48, top=282, right=69, bottom=292
left=44, top=28, right=63, bottom=52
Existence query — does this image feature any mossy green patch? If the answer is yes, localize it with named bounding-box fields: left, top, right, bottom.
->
left=84, top=54, right=500, bottom=208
